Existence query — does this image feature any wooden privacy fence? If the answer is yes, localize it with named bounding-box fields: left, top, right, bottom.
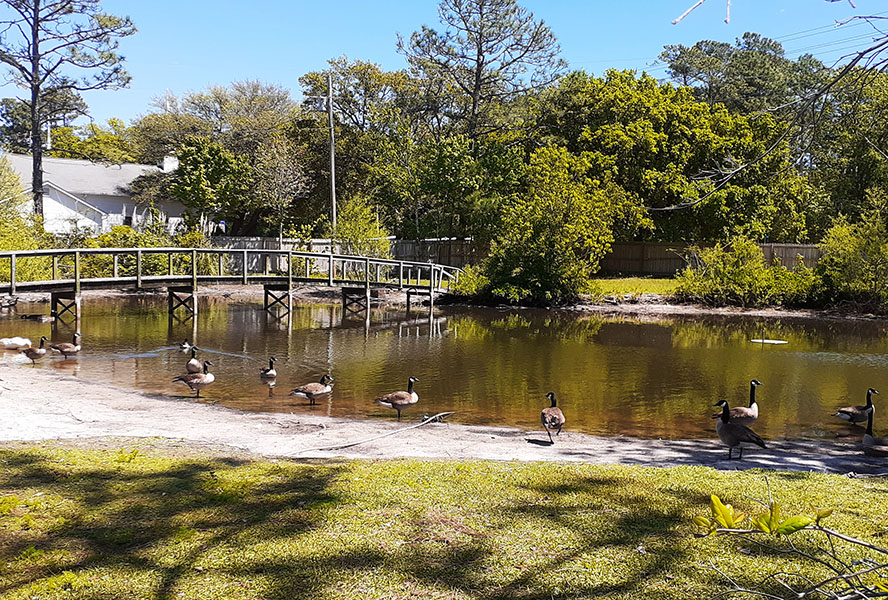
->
left=0, top=247, right=462, bottom=297
left=598, top=242, right=822, bottom=276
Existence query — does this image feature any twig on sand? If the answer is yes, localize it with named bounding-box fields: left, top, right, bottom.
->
left=296, top=412, right=455, bottom=454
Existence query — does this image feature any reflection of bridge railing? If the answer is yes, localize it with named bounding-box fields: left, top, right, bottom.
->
left=0, top=247, right=463, bottom=297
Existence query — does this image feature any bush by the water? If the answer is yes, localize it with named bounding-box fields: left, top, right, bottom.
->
left=817, top=207, right=888, bottom=307
left=675, top=237, right=816, bottom=307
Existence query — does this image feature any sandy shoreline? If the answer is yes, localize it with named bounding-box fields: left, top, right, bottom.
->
left=0, top=358, right=885, bottom=474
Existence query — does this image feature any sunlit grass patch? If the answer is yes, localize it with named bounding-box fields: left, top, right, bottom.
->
left=0, top=444, right=885, bottom=599
left=592, top=277, right=679, bottom=297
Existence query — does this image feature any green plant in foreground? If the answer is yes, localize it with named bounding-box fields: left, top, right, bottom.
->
left=696, top=491, right=888, bottom=598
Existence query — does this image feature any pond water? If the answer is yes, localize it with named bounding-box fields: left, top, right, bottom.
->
left=2, top=297, right=887, bottom=441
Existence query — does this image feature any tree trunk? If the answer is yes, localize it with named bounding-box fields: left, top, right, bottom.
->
left=30, top=0, right=44, bottom=220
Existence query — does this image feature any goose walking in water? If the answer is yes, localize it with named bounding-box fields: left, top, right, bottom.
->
left=289, top=374, right=334, bottom=405
left=185, top=347, right=201, bottom=374
left=173, top=360, right=215, bottom=398
left=541, top=392, right=566, bottom=444
left=374, top=376, right=419, bottom=420
left=259, top=357, right=277, bottom=379
left=51, top=333, right=81, bottom=359
left=22, top=336, right=48, bottom=364
left=713, top=399, right=766, bottom=460
left=864, top=404, right=888, bottom=457
left=712, top=380, right=761, bottom=426
left=833, top=388, right=877, bottom=425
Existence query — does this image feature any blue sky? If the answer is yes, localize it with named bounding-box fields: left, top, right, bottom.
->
left=2, top=0, right=884, bottom=124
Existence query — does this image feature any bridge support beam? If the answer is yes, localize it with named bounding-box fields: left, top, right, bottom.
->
left=263, top=284, right=292, bottom=315
left=342, top=286, right=371, bottom=316
left=51, top=290, right=81, bottom=322
left=168, top=286, right=197, bottom=316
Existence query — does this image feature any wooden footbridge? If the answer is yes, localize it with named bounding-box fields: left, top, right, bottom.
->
left=0, top=247, right=462, bottom=319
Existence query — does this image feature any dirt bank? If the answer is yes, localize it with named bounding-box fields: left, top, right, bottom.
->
left=0, top=359, right=884, bottom=474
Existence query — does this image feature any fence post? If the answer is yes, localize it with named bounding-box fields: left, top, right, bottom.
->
left=74, top=251, right=81, bottom=295
left=52, top=254, right=58, bottom=281
left=192, top=249, right=198, bottom=290
left=9, top=254, right=15, bottom=295
left=242, top=249, right=248, bottom=284
left=136, top=250, right=142, bottom=288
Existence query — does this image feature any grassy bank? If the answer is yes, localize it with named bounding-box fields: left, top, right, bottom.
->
left=0, top=442, right=886, bottom=599
left=593, top=277, right=678, bottom=296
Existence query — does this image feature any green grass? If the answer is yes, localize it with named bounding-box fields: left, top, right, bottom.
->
left=0, top=443, right=886, bottom=599
left=592, top=277, right=679, bottom=297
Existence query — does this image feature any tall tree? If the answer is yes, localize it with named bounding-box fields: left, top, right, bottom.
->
left=0, top=84, right=87, bottom=152
left=0, top=0, right=135, bottom=218
left=398, top=0, right=565, bottom=141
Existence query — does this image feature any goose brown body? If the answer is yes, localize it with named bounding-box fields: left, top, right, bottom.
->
left=374, top=376, right=419, bottom=420
left=289, top=374, right=334, bottom=405
left=22, top=336, right=47, bottom=364
left=713, top=400, right=766, bottom=460
left=541, top=392, right=566, bottom=444
left=50, top=333, right=81, bottom=358
left=833, top=388, right=877, bottom=424
left=863, top=400, right=888, bottom=457
left=173, top=361, right=215, bottom=397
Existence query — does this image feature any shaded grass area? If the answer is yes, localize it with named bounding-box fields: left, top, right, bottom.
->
left=1, top=443, right=886, bottom=599
left=592, top=277, right=679, bottom=297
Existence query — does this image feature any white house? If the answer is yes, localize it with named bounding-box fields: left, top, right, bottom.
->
left=4, top=153, right=185, bottom=235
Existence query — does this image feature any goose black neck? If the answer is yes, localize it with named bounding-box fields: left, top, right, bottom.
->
left=550, top=396, right=557, bottom=408
left=749, top=382, right=757, bottom=407
left=867, top=389, right=875, bottom=406
left=203, top=363, right=210, bottom=374
left=39, top=338, right=45, bottom=348
left=268, top=359, right=274, bottom=369
left=867, top=408, right=875, bottom=436
left=191, top=347, right=197, bottom=358
left=407, top=379, right=414, bottom=394
left=721, top=402, right=731, bottom=423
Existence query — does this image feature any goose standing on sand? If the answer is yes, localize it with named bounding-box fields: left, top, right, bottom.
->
left=173, top=360, right=215, bottom=398
left=713, top=399, right=766, bottom=460
left=712, top=380, right=761, bottom=426
left=541, top=392, right=566, bottom=444
left=51, top=333, right=81, bottom=359
left=185, top=347, right=201, bottom=374
left=863, top=403, right=888, bottom=457
left=22, top=336, right=48, bottom=364
left=259, top=357, right=277, bottom=379
left=374, top=376, right=419, bottom=420
left=833, top=388, right=877, bottom=424
left=289, top=374, right=334, bottom=405
left=1, top=336, right=31, bottom=350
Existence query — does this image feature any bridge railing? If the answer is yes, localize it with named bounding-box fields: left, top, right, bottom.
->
left=0, top=247, right=463, bottom=296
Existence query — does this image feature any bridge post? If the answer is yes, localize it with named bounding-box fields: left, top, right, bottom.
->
left=399, top=262, right=404, bottom=290
left=191, top=249, right=198, bottom=290
left=168, top=252, right=173, bottom=276
left=74, top=251, right=81, bottom=296
left=52, top=255, right=58, bottom=281
left=217, top=252, right=224, bottom=276
left=288, top=251, right=293, bottom=314
left=242, top=249, right=248, bottom=285
left=9, top=254, right=15, bottom=296
left=328, top=250, right=334, bottom=286
left=429, top=266, right=435, bottom=311
left=136, top=250, right=142, bottom=289
left=112, top=253, right=118, bottom=278
left=365, top=257, right=371, bottom=310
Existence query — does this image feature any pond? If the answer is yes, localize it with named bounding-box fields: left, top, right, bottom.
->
left=1, top=297, right=887, bottom=441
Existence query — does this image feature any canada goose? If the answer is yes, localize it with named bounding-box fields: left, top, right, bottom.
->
left=541, top=392, right=566, bottom=444
left=50, top=333, right=81, bottom=358
left=22, top=336, right=48, bottom=364
left=1, top=336, right=31, bottom=350
left=833, top=388, right=878, bottom=424
left=374, top=376, right=419, bottom=420
left=289, top=374, right=334, bottom=405
left=259, top=357, right=277, bottom=379
left=712, top=379, right=761, bottom=426
left=185, top=347, right=201, bottom=374
left=863, top=406, right=888, bottom=457
left=173, top=360, right=215, bottom=398
left=713, top=399, right=766, bottom=460
left=179, top=339, right=192, bottom=352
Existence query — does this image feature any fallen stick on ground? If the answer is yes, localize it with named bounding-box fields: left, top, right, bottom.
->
left=296, top=412, right=456, bottom=454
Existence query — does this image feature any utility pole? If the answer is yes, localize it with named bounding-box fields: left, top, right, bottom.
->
left=327, top=73, right=337, bottom=232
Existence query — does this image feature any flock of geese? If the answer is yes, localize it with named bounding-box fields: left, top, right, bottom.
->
left=3, top=334, right=888, bottom=458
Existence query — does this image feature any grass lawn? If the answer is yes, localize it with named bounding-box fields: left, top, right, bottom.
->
left=592, top=277, right=679, bottom=297
left=1, top=443, right=886, bottom=599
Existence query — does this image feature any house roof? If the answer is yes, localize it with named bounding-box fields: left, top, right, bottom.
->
left=3, top=153, right=159, bottom=197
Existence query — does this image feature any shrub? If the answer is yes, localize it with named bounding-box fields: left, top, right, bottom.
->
left=450, top=264, right=490, bottom=296
left=675, top=236, right=815, bottom=307
left=330, top=196, right=391, bottom=259
left=817, top=207, right=888, bottom=307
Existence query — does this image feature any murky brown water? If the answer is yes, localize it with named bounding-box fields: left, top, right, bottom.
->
left=2, top=297, right=887, bottom=440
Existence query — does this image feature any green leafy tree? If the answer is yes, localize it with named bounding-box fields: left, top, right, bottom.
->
left=483, top=145, right=640, bottom=303
left=0, top=0, right=136, bottom=218
left=0, top=85, right=87, bottom=153
left=328, top=195, right=391, bottom=258
left=49, top=118, right=135, bottom=163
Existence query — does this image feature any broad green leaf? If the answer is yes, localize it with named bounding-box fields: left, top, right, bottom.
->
left=774, top=516, right=813, bottom=536
left=753, top=513, right=771, bottom=533
left=693, top=516, right=712, bottom=529
left=815, top=508, right=833, bottom=524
